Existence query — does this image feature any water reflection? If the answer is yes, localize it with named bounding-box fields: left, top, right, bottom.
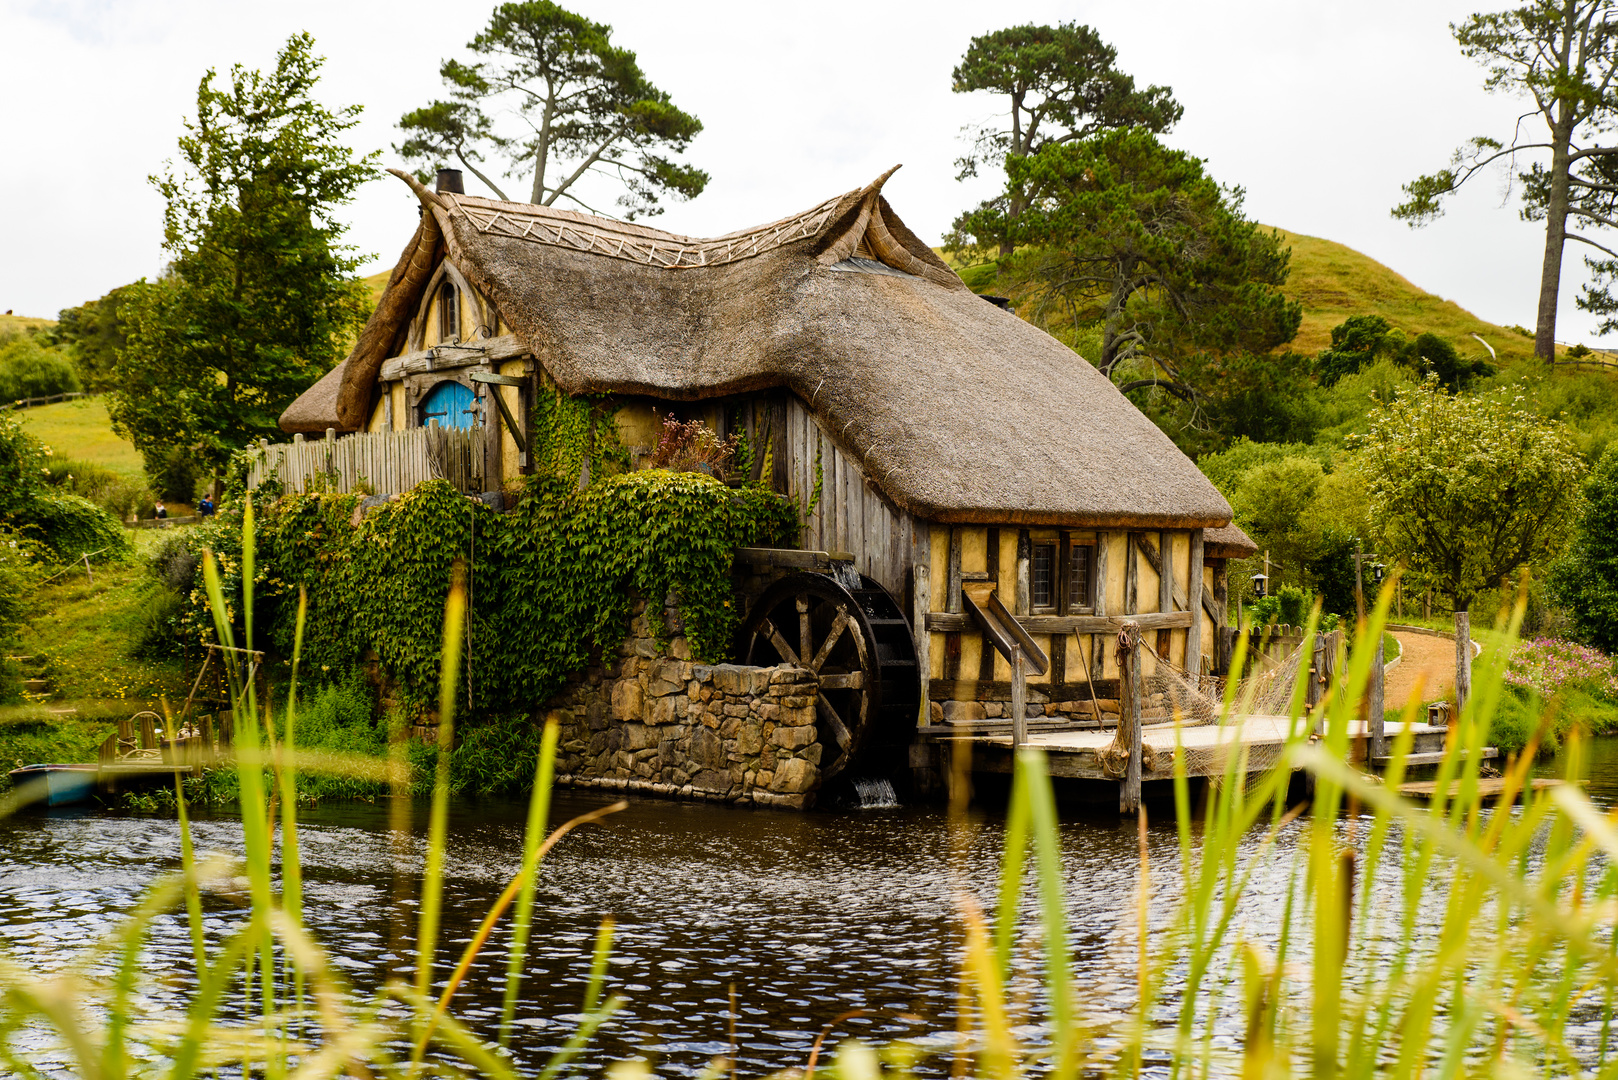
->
left=2, top=742, right=1615, bottom=1075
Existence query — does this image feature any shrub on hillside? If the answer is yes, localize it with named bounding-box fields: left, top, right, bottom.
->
left=43, top=457, right=153, bottom=523
left=0, top=335, right=80, bottom=402
left=1550, top=445, right=1618, bottom=652
left=10, top=492, right=130, bottom=562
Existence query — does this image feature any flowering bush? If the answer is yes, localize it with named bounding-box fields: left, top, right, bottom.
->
left=1504, top=637, right=1618, bottom=701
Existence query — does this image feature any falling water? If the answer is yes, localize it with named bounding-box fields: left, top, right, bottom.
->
left=829, top=561, right=863, bottom=591
left=850, top=776, right=899, bottom=809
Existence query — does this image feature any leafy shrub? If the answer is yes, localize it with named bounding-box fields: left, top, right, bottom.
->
left=132, top=583, right=185, bottom=660
left=10, top=492, right=130, bottom=562
left=0, top=335, right=80, bottom=402
left=1550, top=444, right=1618, bottom=652
left=149, top=444, right=204, bottom=503
left=0, top=529, right=45, bottom=703
left=43, top=457, right=152, bottom=522
left=0, top=414, right=47, bottom=520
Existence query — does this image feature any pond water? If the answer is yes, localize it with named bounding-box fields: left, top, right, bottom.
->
left=2, top=741, right=1615, bottom=1075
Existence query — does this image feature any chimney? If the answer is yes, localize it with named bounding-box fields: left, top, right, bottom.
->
left=435, top=168, right=465, bottom=195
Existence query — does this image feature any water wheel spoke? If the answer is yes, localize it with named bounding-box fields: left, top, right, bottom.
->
left=761, top=618, right=800, bottom=666
left=818, top=672, right=864, bottom=690
left=797, top=596, right=812, bottom=668
left=809, top=610, right=850, bottom=674
left=817, top=695, right=854, bottom=751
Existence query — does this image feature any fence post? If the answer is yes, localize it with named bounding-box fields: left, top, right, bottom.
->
left=1011, top=645, right=1027, bottom=750
left=1455, top=610, right=1472, bottom=716
left=1118, top=621, right=1143, bottom=814
left=1369, top=635, right=1386, bottom=763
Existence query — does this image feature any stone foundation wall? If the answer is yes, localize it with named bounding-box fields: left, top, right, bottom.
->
left=542, top=613, right=827, bottom=809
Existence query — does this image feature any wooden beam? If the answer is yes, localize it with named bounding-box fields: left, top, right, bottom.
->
left=735, top=546, right=857, bottom=569
left=925, top=610, right=1191, bottom=635
left=913, top=564, right=931, bottom=726
left=985, top=591, right=1050, bottom=675
left=1187, top=529, right=1205, bottom=676
left=1156, top=529, right=1172, bottom=660
left=1120, top=626, right=1143, bottom=814
left=1011, top=647, right=1027, bottom=749
left=929, top=677, right=1121, bottom=701
left=378, top=334, right=529, bottom=380
left=947, top=528, right=963, bottom=614
left=1091, top=531, right=1110, bottom=681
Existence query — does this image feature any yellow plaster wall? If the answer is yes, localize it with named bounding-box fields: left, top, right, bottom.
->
left=496, top=359, right=528, bottom=481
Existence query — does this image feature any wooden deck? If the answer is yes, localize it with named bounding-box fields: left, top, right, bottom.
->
left=935, top=717, right=1461, bottom=782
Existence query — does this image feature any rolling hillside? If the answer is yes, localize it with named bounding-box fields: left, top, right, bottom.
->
left=1270, top=227, right=1542, bottom=367
left=949, top=226, right=1567, bottom=370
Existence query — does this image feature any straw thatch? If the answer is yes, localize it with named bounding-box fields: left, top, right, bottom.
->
left=281, top=167, right=1233, bottom=529
left=1204, top=523, right=1258, bottom=560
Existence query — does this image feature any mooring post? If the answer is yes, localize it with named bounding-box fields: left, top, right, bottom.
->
left=1011, top=645, right=1027, bottom=750
left=1119, top=622, right=1143, bottom=814
left=1369, top=635, right=1386, bottom=764
left=1455, top=609, right=1472, bottom=716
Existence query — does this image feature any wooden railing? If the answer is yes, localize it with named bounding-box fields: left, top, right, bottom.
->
left=3, top=391, right=87, bottom=411
left=247, top=426, right=482, bottom=496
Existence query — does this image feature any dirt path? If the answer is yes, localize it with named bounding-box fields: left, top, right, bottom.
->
left=1385, top=631, right=1460, bottom=709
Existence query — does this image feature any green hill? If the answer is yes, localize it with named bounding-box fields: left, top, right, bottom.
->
left=949, top=226, right=1586, bottom=371
left=1269, top=226, right=1544, bottom=367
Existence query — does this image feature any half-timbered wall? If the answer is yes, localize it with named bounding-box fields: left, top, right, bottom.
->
left=919, top=525, right=1218, bottom=721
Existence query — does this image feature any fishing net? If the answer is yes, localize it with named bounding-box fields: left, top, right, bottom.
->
left=1089, top=626, right=1320, bottom=782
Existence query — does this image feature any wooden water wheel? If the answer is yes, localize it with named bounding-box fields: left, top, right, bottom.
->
left=735, top=571, right=920, bottom=782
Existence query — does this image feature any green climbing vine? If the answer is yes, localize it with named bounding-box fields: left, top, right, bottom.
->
left=165, top=466, right=799, bottom=716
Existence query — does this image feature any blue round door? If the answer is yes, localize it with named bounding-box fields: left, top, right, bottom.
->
left=420, top=380, right=476, bottom=429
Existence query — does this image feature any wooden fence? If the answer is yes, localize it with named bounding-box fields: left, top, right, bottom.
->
left=247, top=426, right=482, bottom=496
left=3, top=391, right=87, bottom=411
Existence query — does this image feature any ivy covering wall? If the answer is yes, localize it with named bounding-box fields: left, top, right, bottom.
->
left=167, top=469, right=798, bottom=716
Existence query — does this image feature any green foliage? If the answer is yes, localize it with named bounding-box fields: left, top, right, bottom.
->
left=1550, top=444, right=1618, bottom=652
left=0, top=413, right=128, bottom=564
left=1316, top=316, right=1492, bottom=392
left=1355, top=377, right=1586, bottom=609
left=529, top=384, right=628, bottom=481
left=111, top=33, right=376, bottom=477
left=398, top=1, right=708, bottom=218
left=48, top=284, right=137, bottom=393
left=985, top=128, right=1300, bottom=408
left=168, top=470, right=797, bottom=717
left=0, top=333, right=80, bottom=402
left=41, top=456, right=153, bottom=523
left=949, top=22, right=1181, bottom=254
left=10, top=492, right=129, bottom=563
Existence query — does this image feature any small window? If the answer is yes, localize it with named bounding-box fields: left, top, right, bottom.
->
left=1031, top=543, right=1056, bottom=610
left=1068, top=544, right=1093, bottom=611
left=436, top=281, right=459, bottom=343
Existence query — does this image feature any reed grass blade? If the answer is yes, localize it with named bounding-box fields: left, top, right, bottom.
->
left=502, top=719, right=561, bottom=1046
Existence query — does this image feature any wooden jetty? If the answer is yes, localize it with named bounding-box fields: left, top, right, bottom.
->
left=932, top=716, right=1486, bottom=781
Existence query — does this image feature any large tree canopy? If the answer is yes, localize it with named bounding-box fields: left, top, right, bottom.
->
left=978, top=128, right=1300, bottom=412
left=1355, top=378, right=1586, bottom=610
left=397, top=1, right=706, bottom=219
left=1393, top=0, right=1618, bottom=362
left=950, top=22, right=1180, bottom=255
left=111, top=32, right=374, bottom=480
left=1550, top=444, right=1618, bottom=650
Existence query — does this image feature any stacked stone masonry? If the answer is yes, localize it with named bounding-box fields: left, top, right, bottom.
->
left=544, top=613, right=826, bottom=809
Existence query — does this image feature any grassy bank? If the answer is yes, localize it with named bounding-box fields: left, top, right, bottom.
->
left=14, top=395, right=144, bottom=478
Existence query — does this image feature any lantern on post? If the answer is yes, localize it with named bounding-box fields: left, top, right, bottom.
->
left=1250, top=572, right=1269, bottom=599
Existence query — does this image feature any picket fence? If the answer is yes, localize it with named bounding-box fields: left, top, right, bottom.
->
left=246, top=426, right=481, bottom=497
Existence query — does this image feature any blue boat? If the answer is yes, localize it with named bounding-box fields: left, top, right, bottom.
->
left=7, top=764, right=98, bottom=807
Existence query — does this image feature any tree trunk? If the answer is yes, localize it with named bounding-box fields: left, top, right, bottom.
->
left=1535, top=111, right=1578, bottom=363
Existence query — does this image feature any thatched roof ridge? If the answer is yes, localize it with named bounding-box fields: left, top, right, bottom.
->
left=280, top=169, right=1233, bottom=529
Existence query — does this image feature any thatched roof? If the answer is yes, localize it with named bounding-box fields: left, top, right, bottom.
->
left=1204, top=523, right=1258, bottom=560
left=281, top=168, right=1233, bottom=529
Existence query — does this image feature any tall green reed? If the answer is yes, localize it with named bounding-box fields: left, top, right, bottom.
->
left=0, top=500, right=623, bottom=1078
left=5, top=507, right=1618, bottom=1077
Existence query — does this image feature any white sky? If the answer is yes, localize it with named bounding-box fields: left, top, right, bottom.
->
left=2, top=0, right=1606, bottom=345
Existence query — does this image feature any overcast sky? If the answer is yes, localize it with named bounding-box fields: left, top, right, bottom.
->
left=3, top=0, right=1606, bottom=345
